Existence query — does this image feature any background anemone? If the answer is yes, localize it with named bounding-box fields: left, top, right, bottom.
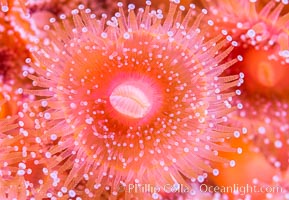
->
left=202, top=0, right=289, bottom=171
left=201, top=0, right=289, bottom=96
left=6, top=0, right=126, bottom=45
left=0, top=113, right=25, bottom=199
left=0, top=11, right=32, bottom=122
left=0, top=109, right=62, bottom=199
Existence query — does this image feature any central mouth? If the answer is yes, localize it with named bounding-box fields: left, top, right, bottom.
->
left=109, top=83, right=152, bottom=119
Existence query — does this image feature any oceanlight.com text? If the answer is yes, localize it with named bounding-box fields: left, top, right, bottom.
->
left=200, top=184, right=283, bottom=195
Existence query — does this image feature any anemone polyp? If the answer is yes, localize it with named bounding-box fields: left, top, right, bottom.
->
left=203, top=0, right=289, bottom=174
left=25, top=1, right=242, bottom=198
left=0, top=110, right=58, bottom=199
left=204, top=0, right=289, bottom=96
left=235, top=97, right=289, bottom=171
left=0, top=15, right=30, bottom=86
left=0, top=115, right=27, bottom=199
left=228, top=47, right=289, bottom=96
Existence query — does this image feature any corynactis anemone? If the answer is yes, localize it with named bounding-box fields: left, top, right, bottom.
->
left=237, top=98, right=289, bottom=170
left=203, top=0, right=289, bottom=170
left=203, top=0, right=289, bottom=96
left=0, top=107, right=60, bottom=199
left=208, top=135, right=289, bottom=200
left=22, top=1, right=243, bottom=198
left=25, top=0, right=123, bottom=16
left=208, top=137, right=281, bottom=199
left=0, top=15, right=29, bottom=84
left=0, top=112, right=26, bottom=199
left=128, top=0, right=203, bottom=13
left=0, top=14, right=32, bottom=121
left=7, top=0, right=126, bottom=48
left=26, top=0, right=123, bottom=40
